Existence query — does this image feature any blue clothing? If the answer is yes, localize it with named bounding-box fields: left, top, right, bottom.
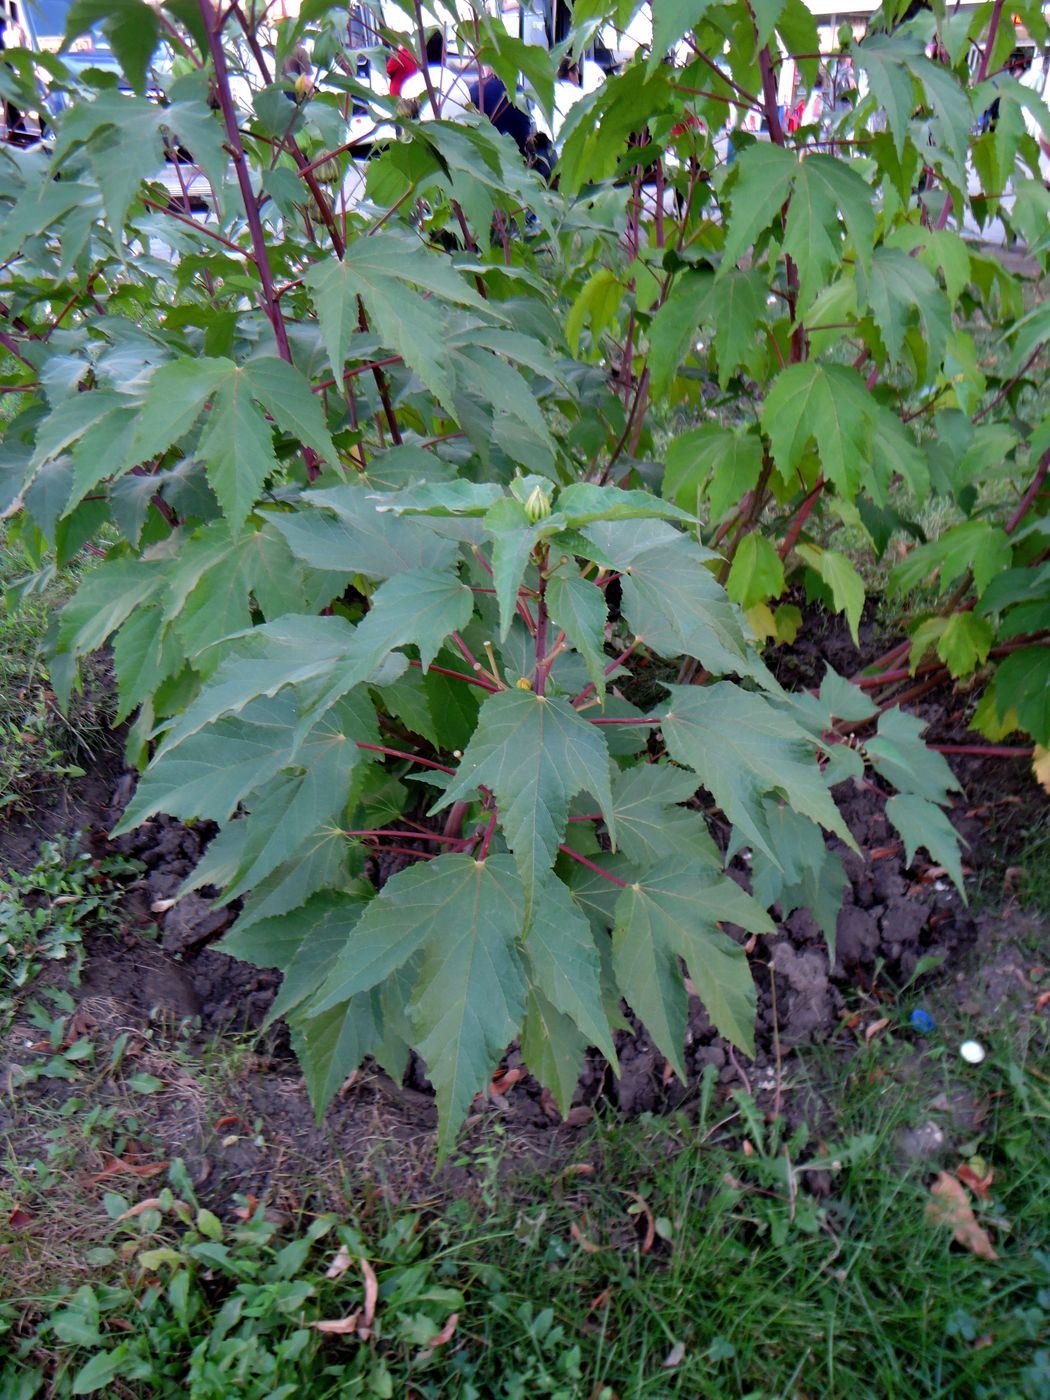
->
left=467, top=75, right=531, bottom=155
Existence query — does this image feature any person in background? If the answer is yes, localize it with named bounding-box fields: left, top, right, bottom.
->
left=467, top=67, right=531, bottom=156
left=533, top=54, right=588, bottom=146
left=385, top=45, right=418, bottom=99
left=400, top=30, right=472, bottom=120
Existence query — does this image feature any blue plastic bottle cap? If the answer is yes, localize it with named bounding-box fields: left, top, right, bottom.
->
left=909, top=1009, right=936, bottom=1034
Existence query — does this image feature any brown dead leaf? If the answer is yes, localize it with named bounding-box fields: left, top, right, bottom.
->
left=1032, top=746, right=1050, bottom=795
left=957, top=1162, right=994, bottom=1200
left=865, top=1017, right=891, bottom=1043
left=926, top=1172, right=998, bottom=1260
left=1035, top=991, right=1050, bottom=1014
left=89, top=1156, right=169, bottom=1184
left=114, top=1197, right=165, bottom=1223
left=870, top=846, right=899, bottom=860
left=622, top=1190, right=656, bottom=1254
left=570, top=1220, right=601, bottom=1254
left=490, top=1068, right=524, bottom=1096
left=360, top=1257, right=378, bottom=1334
left=425, top=1312, right=459, bottom=1350
left=7, top=1207, right=32, bottom=1229
left=325, top=1244, right=353, bottom=1279
left=311, top=1312, right=360, bottom=1335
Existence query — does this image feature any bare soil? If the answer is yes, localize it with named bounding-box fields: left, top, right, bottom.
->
left=0, top=618, right=1045, bottom=1224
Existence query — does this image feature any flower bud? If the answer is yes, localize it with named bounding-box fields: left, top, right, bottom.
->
left=515, top=676, right=533, bottom=691
left=524, top=484, right=551, bottom=522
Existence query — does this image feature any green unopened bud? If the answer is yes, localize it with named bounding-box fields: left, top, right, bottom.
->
left=524, top=484, right=551, bottom=522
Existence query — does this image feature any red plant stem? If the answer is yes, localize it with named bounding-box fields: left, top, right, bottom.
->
left=973, top=342, right=1046, bottom=424
left=312, top=357, right=404, bottom=393
left=779, top=478, right=824, bottom=560
left=408, top=659, right=497, bottom=692
left=586, top=715, right=665, bottom=725
left=558, top=844, right=629, bottom=888
left=977, top=0, right=1005, bottom=83
left=572, top=639, right=639, bottom=708
left=344, top=828, right=467, bottom=843
left=567, top=814, right=602, bottom=822
left=450, top=632, right=485, bottom=676
left=1006, top=446, right=1050, bottom=535
left=477, top=808, right=498, bottom=860
left=140, top=196, right=253, bottom=257
left=199, top=0, right=291, bottom=362
left=355, top=743, right=455, bottom=774
left=931, top=744, right=1032, bottom=757
left=0, top=329, right=34, bottom=369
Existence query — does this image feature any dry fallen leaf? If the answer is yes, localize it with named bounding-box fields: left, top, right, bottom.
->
left=425, top=1312, right=459, bottom=1350
left=865, top=1017, right=891, bottom=1043
left=622, top=1190, right=656, bottom=1254
left=662, top=1341, right=686, bottom=1368
left=926, top=1172, right=998, bottom=1260
left=7, top=1207, right=32, bottom=1229
left=1032, top=745, right=1050, bottom=795
left=956, top=1162, right=994, bottom=1200
left=89, top=1156, right=169, bottom=1184
left=114, top=1197, right=165, bottom=1223
left=325, top=1244, right=353, bottom=1279
left=311, top=1312, right=360, bottom=1336
left=360, top=1257, right=379, bottom=1335
left=570, top=1220, right=601, bottom=1254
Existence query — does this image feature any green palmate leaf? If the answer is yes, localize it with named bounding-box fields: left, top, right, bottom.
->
left=433, top=689, right=616, bottom=919
left=796, top=544, right=865, bottom=644
left=609, top=762, right=722, bottom=870
left=290, top=989, right=390, bottom=1116
left=663, top=426, right=763, bottom=519
left=648, top=272, right=710, bottom=398
left=310, top=854, right=528, bottom=1159
left=298, top=569, right=474, bottom=733
left=989, top=646, right=1050, bottom=745
left=863, top=707, right=960, bottom=804
left=218, top=891, right=366, bottom=1026
left=557, top=484, right=694, bottom=527
left=649, top=0, right=723, bottom=71
left=721, top=143, right=796, bottom=274
left=63, top=0, right=160, bottom=91
left=708, top=269, right=767, bottom=389
left=727, top=533, right=785, bottom=610
left=761, top=362, right=873, bottom=496
left=304, top=233, right=492, bottom=411
left=271, top=487, right=459, bottom=580
left=612, top=859, right=770, bottom=1076
left=861, top=247, right=951, bottom=370
left=819, top=667, right=877, bottom=724
left=661, top=683, right=856, bottom=863
left=749, top=802, right=846, bottom=957
left=885, top=794, right=966, bottom=896
left=111, top=607, right=183, bottom=723
left=56, top=558, right=164, bottom=660
left=617, top=534, right=772, bottom=687
left=937, top=612, right=994, bottom=679
left=854, top=31, right=918, bottom=158
left=783, top=155, right=875, bottom=312
left=526, top=876, right=617, bottom=1062
left=220, top=694, right=377, bottom=899
left=545, top=570, right=609, bottom=699
left=148, top=615, right=370, bottom=756
left=889, top=520, right=1013, bottom=601
left=520, top=989, right=588, bottom=1118
left=484, top=495, right=543, bottom=640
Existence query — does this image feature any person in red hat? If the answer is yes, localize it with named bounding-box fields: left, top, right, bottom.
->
left=386, top=46, right=418, bottom=98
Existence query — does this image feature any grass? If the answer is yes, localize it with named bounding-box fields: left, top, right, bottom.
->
left=0, top=532, right=112, bottom=816
left=1, top=955, right=1047, bottom=1398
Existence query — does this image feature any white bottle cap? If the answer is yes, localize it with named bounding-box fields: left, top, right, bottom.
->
left=959, top=1040, right=985, bottom=1064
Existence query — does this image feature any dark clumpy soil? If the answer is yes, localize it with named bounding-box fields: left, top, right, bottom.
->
left=0, top=626, right=1042, bottom=1209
